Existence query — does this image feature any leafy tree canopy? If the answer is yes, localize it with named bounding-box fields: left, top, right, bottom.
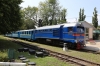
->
left=0, top=0, right=23, bottom=34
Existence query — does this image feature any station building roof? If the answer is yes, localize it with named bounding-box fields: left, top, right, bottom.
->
left=80, top=21, right=96, bottom=29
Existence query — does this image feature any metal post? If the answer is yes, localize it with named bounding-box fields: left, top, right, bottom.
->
left=84, top=28, right=86, bottom=45
left=63, top=43, right=68, bottom=51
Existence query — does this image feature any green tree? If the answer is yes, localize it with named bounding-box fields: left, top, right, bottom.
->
left=92, top=7, right=99, bottom=40
left=0, top=0, right=22, bottom=34
left=22, top=6, right=38, bottom=29
left=78, top=8, right=86, bottom=21
left=59, top=8, right=67, bottom=24
left=38, top=1, right=49, bottom=26
left=38, top=0, right=67, bottom=26
left=92, top=7, right=98, bottom=29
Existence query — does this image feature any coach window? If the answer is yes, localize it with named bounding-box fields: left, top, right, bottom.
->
left=35, top=31, right=36, bottom=33
left=38, top=30, right=39, bottom=32
left=68, top=27, right=73, bottom=32
left=50, top=29, right=52, bottom=32
left=31, top=31, right=33, bottom=34
left=46, top=30, right=47, bottom=32
left=40, top=30, right=42, bottom=32
left=23, top=32, right=24, bottom=34
left=28, top=31, right=29, bottom=34
left=29, top=31, right=31, bottom=34
left=26, top=31, right=27, bottom=34
left=29, top=31, right=30, bottom=34
left=27, top=31, right=28, bottom=34
left=24, top=32, right=25, bottom=34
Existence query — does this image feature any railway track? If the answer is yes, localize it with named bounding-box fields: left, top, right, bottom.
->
left=78, top=49, right=100, bottom=54
left=10, top=38, right=100, bottom=66
left=45, top=49, right=100, bottom=66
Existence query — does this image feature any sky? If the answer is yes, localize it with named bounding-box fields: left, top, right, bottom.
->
left=20, top=0, right=100, bottom=25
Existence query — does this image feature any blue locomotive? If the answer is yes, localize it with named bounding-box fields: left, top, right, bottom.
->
left=6, top=22, right=85, bottom=49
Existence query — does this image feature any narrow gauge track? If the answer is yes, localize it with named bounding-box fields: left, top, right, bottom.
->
left=10, top=38, right=100, bottom=66
left=45, top=49, right=100, bottom=66
left=78, top=49, right=100, bottom=54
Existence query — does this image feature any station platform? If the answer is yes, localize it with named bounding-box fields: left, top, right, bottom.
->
left=83, top=40, right=100, bottom=52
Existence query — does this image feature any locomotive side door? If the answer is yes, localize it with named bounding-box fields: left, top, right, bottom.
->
left=60, top=25, right=64, bottom=39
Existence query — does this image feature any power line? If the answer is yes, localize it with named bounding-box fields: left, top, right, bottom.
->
left=67, top=15, right=100, bottom=19
left=66, top=15, right=100, bottom=22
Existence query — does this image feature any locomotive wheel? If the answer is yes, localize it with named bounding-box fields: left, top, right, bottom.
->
left=66, top=43, right=70, bottom=49
left=69, top=43, right=72, bottom=49
left=67, top=43, right=75, bottom=49
left=71, top=44, right=76, bottom=49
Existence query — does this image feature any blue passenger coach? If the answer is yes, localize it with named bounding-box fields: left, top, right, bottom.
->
left=19, top=29, right=35, bottom=40
left=11, top=31, right=20, bottom=38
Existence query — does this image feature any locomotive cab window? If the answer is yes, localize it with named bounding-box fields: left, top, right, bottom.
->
left=77, top=26, right=84, bottom=33
left=68, top=27, right=73, bottom=32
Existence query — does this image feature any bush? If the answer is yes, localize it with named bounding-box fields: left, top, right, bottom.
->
left=0, top=56, right=9, bottom=62
left=0, top=51, right=9, bottom=62
left=93, top=33, right=99, bottom=40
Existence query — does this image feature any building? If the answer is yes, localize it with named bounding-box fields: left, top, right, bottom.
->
left=80, top=21, right=96, bottom=40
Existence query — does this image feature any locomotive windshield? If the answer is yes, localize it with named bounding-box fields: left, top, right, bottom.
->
left=77, top=26, right=84, bottom=33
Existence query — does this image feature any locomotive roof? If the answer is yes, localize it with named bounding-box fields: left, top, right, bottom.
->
left=36, top=22, right=78, bottom=30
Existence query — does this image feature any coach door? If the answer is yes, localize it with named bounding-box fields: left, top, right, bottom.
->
left=31, top=31, right=35, bottom=40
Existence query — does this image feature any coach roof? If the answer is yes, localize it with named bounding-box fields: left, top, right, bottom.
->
left=18, top=29, right=34, bottom=32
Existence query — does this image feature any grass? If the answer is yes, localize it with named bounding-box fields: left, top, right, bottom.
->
left=0, top=35, right=23, bottom=61
left=0, top=35, right=72, bottom=66
left=13, top=37, right=100, bottom=64
left=0, top=35, right=23, bottom=50
left=15, top=52, right=72, bottom=66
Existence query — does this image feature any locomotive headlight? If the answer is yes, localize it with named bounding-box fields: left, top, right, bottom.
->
left=75, top=40, right=78, bottom=43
